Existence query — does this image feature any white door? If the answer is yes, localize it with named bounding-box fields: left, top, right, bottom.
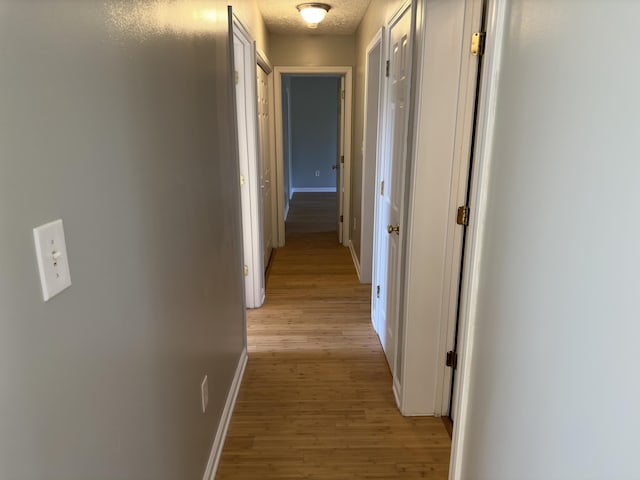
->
left=378, top=6, right=412, bottom=372
left=257, top=65, right=273, bottom=270
left=233, top=20, right=263, bottom=308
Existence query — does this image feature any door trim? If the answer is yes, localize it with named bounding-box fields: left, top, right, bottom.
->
left=274, top=66, right=353, bottom=247
left=449, top=0, right=507, bottom=477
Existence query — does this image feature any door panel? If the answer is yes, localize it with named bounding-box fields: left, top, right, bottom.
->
left=380, top=7, right=412, bottom=373
left=257, top=65, right=273, bottom=270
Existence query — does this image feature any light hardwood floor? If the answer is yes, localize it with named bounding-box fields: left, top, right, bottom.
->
left=217, top=193, right=451, bottom=479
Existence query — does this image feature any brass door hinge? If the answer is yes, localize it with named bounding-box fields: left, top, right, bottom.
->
left=380, top=180, right=385, bottom=196
left=471, top=32, right=486, bottom=56
left=457, top=206, right=470, bottom=226
left=340, top=215, right=344, bottom=223
left=446, top=351, right=458, bottom=369
left=340, top=155, right=344, bottom=164
left=240, top=175, right=245, bottom=186
left=234, top=70, right=239, bottom=84
left=376, top=285, right=380, bottom=299
left=385, top=60, right=390, bottom=77
left=243, top=265, right=249, bottom=276
left=341, top=90, right=345, bottom=100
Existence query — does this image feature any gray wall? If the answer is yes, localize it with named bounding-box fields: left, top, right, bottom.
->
left=289, top=76, right=340, bottom=189
left=460, top=0, right=640, bottom=478
left=0, top=1, right=246, bottom=478
left=270, top=34, right=356, bottom=67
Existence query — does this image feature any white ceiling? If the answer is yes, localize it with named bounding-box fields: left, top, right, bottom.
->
left=258, top=1, right=373, bottom=35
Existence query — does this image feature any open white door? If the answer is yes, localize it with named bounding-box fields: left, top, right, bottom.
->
left=256, top=57, right=273, bottom=271
left=372, top=3, right=413, bottom=378
left=232, top=16, right=264, bottom=308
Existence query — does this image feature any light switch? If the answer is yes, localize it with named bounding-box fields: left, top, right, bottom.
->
left=33, top=219, right=72, bottom=301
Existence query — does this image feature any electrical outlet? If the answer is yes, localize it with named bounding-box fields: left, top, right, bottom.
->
left=33, top=219, right=72, bottom=301
left=201, top=375, right=208, bottom=413
left=315, top=170, right=320, bottom=177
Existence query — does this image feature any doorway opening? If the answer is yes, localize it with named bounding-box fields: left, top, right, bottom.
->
left=274, top=66, right=353, bottom=248
left=281, top=74, right=342, bottom=239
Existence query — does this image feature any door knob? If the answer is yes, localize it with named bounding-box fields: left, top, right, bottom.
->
left=387, top=224, right=400, bottom=235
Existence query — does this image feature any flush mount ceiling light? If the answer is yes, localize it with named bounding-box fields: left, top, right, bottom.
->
left=296, top=3, right=331, bottom=28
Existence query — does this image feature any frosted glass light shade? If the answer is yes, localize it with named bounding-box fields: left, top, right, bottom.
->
left=297, top=3, right=330, bottom=26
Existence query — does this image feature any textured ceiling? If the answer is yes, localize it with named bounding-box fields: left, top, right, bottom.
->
left=258, top=1, right=372, bottom=35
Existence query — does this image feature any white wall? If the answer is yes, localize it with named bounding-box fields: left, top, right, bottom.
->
left=0, top=2, right=248, bottom=478
left=456, top=1, right=640, bottom=478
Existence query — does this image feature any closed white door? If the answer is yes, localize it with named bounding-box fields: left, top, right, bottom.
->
left=257, top=65, right=273, bottom=269
left=379, top=6, right=412, bottom=372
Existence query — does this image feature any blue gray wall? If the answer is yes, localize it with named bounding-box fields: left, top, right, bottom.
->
left=289, top=76, right=340, bottom=190
left=0, top=1, right=245, bottom=478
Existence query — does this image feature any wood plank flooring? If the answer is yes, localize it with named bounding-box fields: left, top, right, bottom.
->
left=216, top=193, right=451, bottom=479
left=285, top=192, right=338, bottom=236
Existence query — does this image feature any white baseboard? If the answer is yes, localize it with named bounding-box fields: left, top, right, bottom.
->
left=203, top=348, right=248, bottom=480
left=291, top=187, right=337, bottom=194
left=393, top=377, right=402, bottom=412
left=349, top=240, right=361, bottom=281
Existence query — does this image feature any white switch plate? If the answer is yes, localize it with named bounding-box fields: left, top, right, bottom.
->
left=33, top=219, right=72, bottom=301
left=201, top=375, right=209, bottom=414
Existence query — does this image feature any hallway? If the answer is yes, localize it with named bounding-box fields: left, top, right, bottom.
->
left=217, top=193, right=451, bottom=479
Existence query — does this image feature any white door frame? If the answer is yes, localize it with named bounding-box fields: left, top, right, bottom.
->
left=232, top=15, right=264, bottom=308
left=359, top=28, right=385, bottom=285
left=449, top=0, right=506, bottom=477
left=432, top=0, right=486, bottom=419
left=274, top=66, right=353, bottom=247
